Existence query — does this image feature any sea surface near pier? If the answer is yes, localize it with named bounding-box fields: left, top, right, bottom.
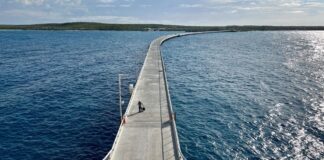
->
left=0, top=30, right=169, bottom=159
left=162, top=31, right=324, bottom=159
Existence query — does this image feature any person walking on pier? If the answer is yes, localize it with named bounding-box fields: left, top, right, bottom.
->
left=138, top=101, right=145, bottom=112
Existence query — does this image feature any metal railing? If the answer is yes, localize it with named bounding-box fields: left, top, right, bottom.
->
left=103, top=39, right=153, bottom=160
left=103, top=32, right=229, bottom=160
left=159, top=35, right=187, bottom=160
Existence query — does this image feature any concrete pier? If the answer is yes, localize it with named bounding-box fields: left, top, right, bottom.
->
left=104, top=32, right=212, bottom=160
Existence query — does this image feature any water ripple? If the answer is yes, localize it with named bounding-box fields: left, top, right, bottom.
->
left=163, top=31, right=324, bottom=160
left=0, top=30, right=171, bottom=160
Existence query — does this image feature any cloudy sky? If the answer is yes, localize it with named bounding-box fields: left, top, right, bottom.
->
left=1, top=0, right=324, bottom=25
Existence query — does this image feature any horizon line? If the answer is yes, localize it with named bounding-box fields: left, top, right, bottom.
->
left=1, top=22, right=324, bottom=27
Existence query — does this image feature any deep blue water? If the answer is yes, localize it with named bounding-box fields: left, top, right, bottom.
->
left=1, top=31, right=323, bottom=160
left=0, top=30, right=170, bottom=160
left=162, top=31, right=324, bottom=159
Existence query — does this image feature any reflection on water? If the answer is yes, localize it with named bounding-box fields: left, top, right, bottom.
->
left=163, top=31, right=324, bottom=159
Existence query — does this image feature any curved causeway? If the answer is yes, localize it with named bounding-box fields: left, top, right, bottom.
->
left=104, top=33, right=193, bottom=160
left=104, top=32, right=210, bottom=160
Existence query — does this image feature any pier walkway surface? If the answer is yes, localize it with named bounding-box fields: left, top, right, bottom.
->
left=104, top=32, right=211, bottom=160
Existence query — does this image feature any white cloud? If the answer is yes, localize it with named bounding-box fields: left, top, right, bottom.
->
left=69, top=15, right=139, bottom=23
left=69, top=15, right=175, bottom=24
left=15, top=0, right=82, bottom=5
left=230, top=10, right=237, bottom=13
left=140, top=4, right=152, bottom=8
left=280, top=2, right=301, bottom=7
left=16, top=0, right=45, bottom=5
left=234, top=6, right=275, bottom=11
left=179, top=4, right=203, bottom=8
left=288, top=10, right=305, bottom=14
left=208, top=0, right=234, bottom=4
left=120, top=4, right=131, bottom=7
left=304, top=2, right=324, bottom=7
left=99, top=0, right=114, bottom=3
left=96, top=4, right=116, bottom=7
left=54, top=0, right=81, bottom=6
left=2, top=9, right=63, bottom=20
left=203, top=0, right=324, bottom=14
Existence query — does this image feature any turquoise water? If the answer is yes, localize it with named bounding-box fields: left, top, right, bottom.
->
left=0, top=30, right=170, bottom=159
left=162, top=31, right=324, bottom=159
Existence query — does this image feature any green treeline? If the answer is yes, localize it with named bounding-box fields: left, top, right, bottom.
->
left=1, top=22, right=324, bottom=31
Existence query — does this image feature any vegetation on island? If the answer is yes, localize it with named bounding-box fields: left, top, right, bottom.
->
left=0, top=22, right=324, bottom=31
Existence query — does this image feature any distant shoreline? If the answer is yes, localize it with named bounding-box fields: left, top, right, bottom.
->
left=1, top=22, right=324, bottom=31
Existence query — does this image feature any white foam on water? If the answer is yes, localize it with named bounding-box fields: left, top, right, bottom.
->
left=250, top=99, right=324, bottom=159
left=259, top=80, right=270, bottom=92
left=320, top=102, right=324, bottom=107
left=309, top=100, right=324, bottom=132
left=289, top=126, right=324, bottom=159
left=283, top=58, right=297, bottom=70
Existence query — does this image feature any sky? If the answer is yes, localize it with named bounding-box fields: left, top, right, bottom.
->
left=0, top=0, right=324, bottom=26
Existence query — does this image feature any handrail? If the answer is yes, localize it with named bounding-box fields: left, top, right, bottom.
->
left=159, top=34, right=187, bottom=160
left=103, top=36, right=156, bottom=160
left=103, top=118, right=123, bottom=160
left=104, top=31, right=228, bottom=160
left=157, top=32, right=225, bottom=159
left=104, top=34, right=190, bottom=160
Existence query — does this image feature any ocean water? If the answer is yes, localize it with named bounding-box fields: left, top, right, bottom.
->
left=1, top=31, right=323, bottom=160
left=162, top=31, right=324, bottom=159
left=0, top=30, right=170, bottom=159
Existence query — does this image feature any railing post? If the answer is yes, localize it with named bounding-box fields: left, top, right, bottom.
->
left=118, top=74, right=123, bottom=123
left=118, top=74, right=129, bottom=123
